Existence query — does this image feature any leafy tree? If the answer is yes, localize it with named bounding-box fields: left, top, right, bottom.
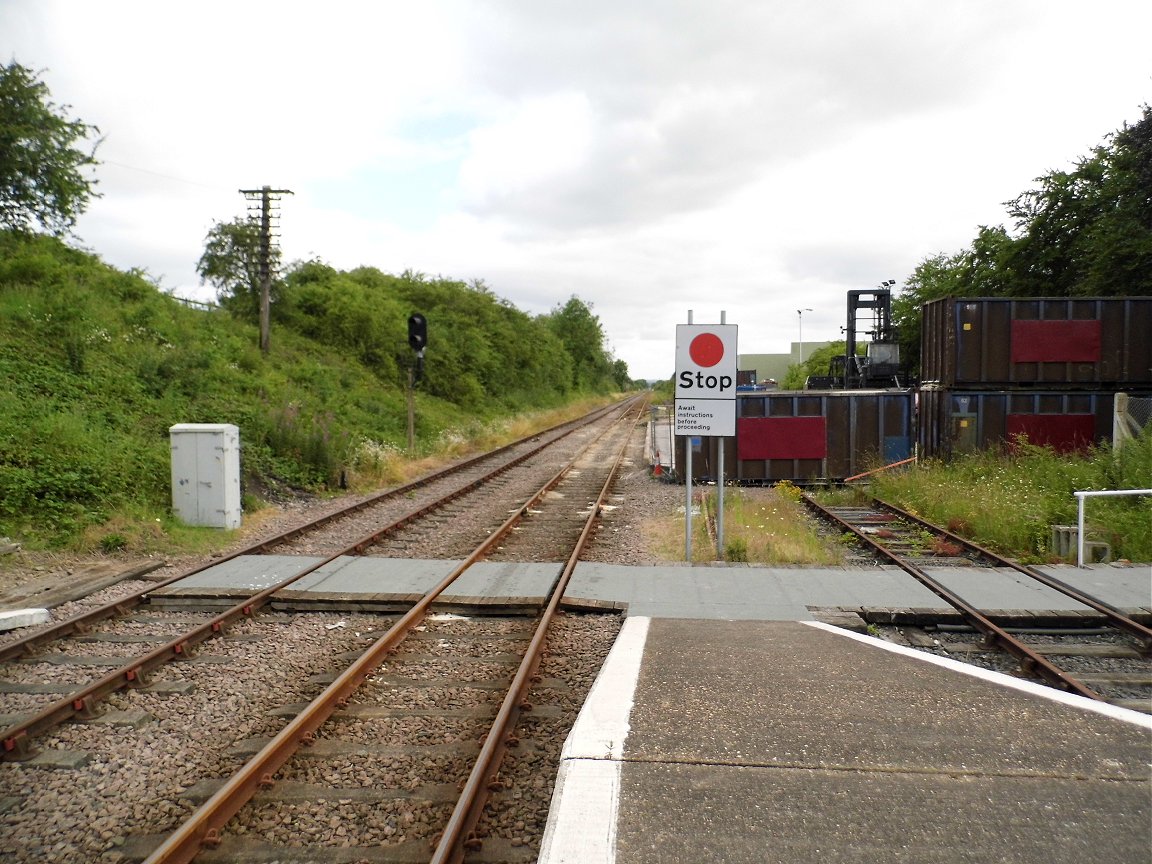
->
left=277, top=264, right=577, bottom=408
left=893, top=105, right=1152, bottom=374
left=781, top=341, right=848, bottom=389
left=280, top=263, right=405, bottom=385
left=543, top=296, right=615, bottom=391
left=196, top=217, right=281, bottom=321
left=0, top=62, right=101, bottom=235
left=1002, top=106, right=1152, bottom=296
left=611, top=359, right=632, bottom=390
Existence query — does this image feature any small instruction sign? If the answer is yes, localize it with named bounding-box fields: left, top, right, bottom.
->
left=675, top=399, right=735, bottom=437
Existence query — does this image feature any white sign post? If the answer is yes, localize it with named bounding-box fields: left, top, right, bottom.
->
left=675, top=321, right=737, bottom=561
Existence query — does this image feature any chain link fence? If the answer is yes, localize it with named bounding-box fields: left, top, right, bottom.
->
left=1114, top=393, right=1152, bottom=448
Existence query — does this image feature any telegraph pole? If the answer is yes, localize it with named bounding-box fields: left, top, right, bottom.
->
left=239, top=185, right=293, bottom=355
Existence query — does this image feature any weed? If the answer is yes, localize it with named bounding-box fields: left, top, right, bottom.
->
left=667, top=488, right=845, bottom=565
left=725, top=537, right=749, bottom=562
left=99, top=533, right=128, bottom=553
left=930, top=537, right=963, bottom=557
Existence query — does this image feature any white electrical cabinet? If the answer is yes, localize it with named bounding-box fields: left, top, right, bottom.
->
left=169, top=424, right=241, bottom=529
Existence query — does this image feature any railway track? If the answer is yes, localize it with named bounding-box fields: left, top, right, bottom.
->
left=0, top=398, right=636, bottom=758
left=0, top=397, right=643, bottom=863
left=803, top=493, right=1152, bottom=711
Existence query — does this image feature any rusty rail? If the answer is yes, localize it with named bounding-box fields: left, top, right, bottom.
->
left=431, top=399, right=642, bottom=863
left=2, top=399, right=639, bottom=760
left=870, top=497, right=1152, bottom=653
left=801, top=494, right=1105, bottom=701
left=140, top=399, right=643, bottom=864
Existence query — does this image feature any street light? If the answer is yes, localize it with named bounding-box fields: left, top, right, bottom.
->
left=797, top=308, right=813, bottom=363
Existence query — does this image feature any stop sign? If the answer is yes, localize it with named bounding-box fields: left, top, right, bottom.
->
left=675, top=324, right=738, bottom=398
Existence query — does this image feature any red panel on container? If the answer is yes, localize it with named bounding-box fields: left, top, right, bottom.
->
left=1006, top=415, right=1095, bottom=453
left=1010, top=320, right=1101, bottom=363
left=737, top=417, right=827, bottom=459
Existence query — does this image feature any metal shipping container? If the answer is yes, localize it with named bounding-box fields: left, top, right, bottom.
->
left=917, top=388, right=1129, bottom=459
left=920, top=296, right=1152, bottom=389
left=676, top=390, right=914, bottom=484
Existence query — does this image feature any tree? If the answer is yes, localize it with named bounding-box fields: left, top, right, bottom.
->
left=0, top=62, right=101, bottom=235
left=1003, top=105, right=1152, bottom=296
left=196, top=217, right=281, bottom=321
left=892, top=105, right=1152, bottom=375
left=611, top=359, right=632, bottom=390
left=781, top=341, right=849, bottom=389
left=542, top=296, right=615, bottom=392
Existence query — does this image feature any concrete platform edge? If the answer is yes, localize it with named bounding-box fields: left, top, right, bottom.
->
left=540, top=616, right=1151, bottom=864
left=540, top=617, right=649, bottom=864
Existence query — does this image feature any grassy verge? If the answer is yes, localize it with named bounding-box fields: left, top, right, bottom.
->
left=98, top=397, right=621, bottom=557
left=858, top=434, right=1152, bottom=562
left=645, top=483, right=846, bottom=565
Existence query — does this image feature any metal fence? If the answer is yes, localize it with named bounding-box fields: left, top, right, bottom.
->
left=1113, top=393, right=1152, bottom=448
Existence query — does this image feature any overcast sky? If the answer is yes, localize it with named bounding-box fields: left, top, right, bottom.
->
left=3, top=1, right=1149, bottom=380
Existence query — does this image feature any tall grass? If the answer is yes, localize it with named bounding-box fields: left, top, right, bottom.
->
left=867, top=433, right=1152, bottom=562
left=648, top=484, right=845, bottom=565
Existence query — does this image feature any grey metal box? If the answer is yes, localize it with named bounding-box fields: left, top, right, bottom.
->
left=169, top=424, right=241, bottom=529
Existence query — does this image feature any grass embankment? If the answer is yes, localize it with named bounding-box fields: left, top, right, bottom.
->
left=0, top=232, right=629, bottom=554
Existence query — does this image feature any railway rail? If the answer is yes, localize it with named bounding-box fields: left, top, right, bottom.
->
left=802, top=493, right=1152, bottom=710
left=0, top=398, right=639, bottom=762
left=0, top=396, right=642, bottom=863
left=134, top=396, right=640, bottom=863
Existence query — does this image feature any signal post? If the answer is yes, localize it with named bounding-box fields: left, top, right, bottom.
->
left=407, top=313, right=427, bottom=452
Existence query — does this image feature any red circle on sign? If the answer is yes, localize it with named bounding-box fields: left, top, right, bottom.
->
left=689, top=333, right=724, bottom=367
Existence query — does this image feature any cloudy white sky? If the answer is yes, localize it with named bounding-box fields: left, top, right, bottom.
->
left=3, top=1, right=1150, bottom=380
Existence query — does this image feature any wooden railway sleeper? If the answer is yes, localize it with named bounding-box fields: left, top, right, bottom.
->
left=19, top=638, right=48, bottom=658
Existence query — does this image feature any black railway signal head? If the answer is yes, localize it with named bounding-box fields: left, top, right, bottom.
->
left=407, top=313, right=427, bottom=352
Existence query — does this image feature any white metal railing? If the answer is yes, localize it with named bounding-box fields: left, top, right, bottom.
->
left=1074, top=489, right=1152, bottom=567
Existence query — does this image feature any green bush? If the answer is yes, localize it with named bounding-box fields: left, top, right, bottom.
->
left=0, top=231, right=629, bottom=549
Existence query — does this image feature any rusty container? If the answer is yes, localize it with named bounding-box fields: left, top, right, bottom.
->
left=676, top=390, right=914, bottom=484
left=917, top=387, right=1129, bottom=459
left=920, top=296, right=1152, bottom=389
